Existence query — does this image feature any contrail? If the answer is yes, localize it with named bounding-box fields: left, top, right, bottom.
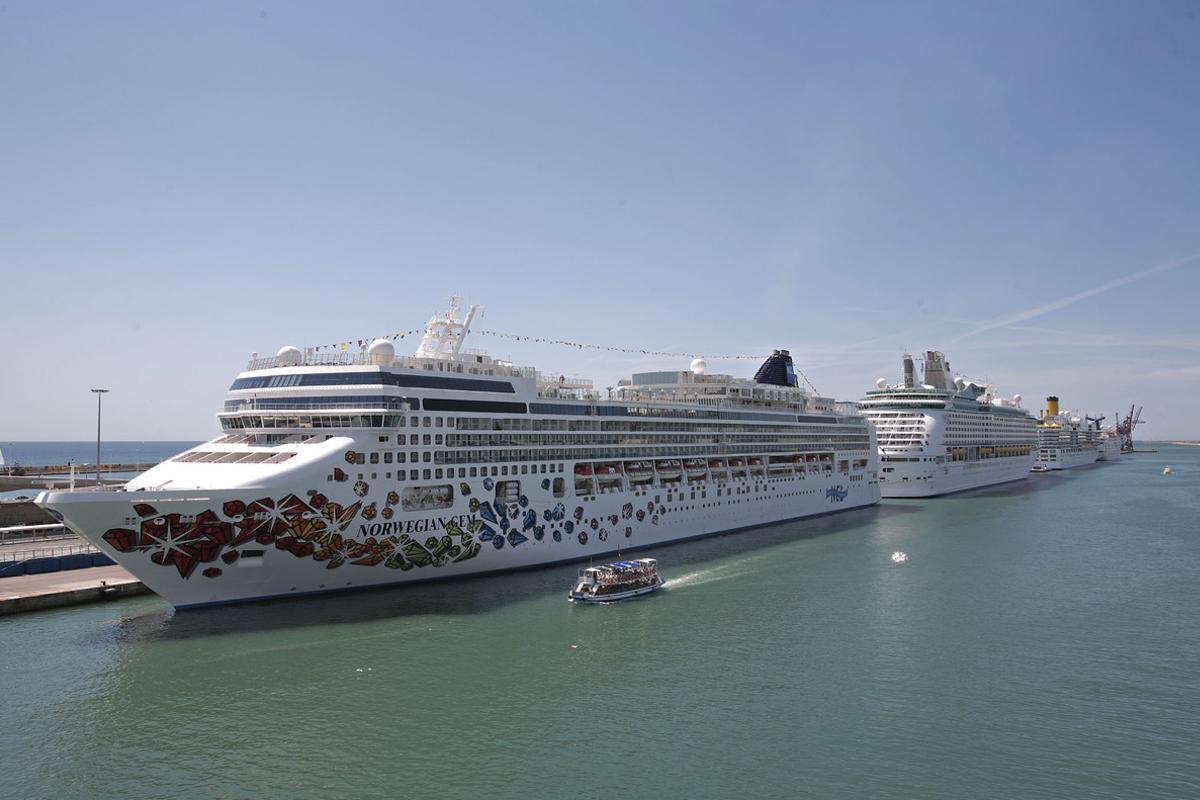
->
left=954, top=251, right=1200, bottom=341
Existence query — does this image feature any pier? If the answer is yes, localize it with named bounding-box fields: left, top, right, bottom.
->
left=0, top=566, right=146, bottom=615
left=0, top=462, right=149, bottom=491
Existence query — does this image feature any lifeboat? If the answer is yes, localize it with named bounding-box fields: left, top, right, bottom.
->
left=728, top=458, right=746, bottom=468
left=748, top=457, right=763, bottom=466
left=624, top=461, right=654, bottom=482
left=684, top=459, right=707, bottom=479
left=595, top=463, right=623, bottom=488
left=574, top=463, right=594, bottom=476
left=655, top=459, right=683, bottom=480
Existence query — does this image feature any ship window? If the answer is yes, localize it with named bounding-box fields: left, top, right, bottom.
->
left=435, top=435, right=443, bottom=445
left=496, top=480, right=520, bottom=503
left=423, top=452, right=431, bottom=463
left=410, top=469, right=418, bottom=480
left=355, top=453, right=365, bottom=465
left=402, top=484, right=453, bottom=511
left=370, top=453, right=379, bottom=464
left=423, top=434, right=431, bottom=445
left=423, top=469, right=431, bottom=480
left=435, top=469, right=443, bottom=479
left=520, top=465, right=527, bottom=474
left=552, top=477, right=564, bottom=497
left=384, top=452, right=393, bottom=464
left=423, top=416, right=431, bottom=427
left=436, top=417, right=444, bottom=427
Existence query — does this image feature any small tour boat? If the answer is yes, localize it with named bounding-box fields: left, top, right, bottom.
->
left=569, top=558, right=664, bottom=603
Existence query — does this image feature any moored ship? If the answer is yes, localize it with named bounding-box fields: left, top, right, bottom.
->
left=36, top=299, right=880, bottom=608
left=859, top=351, right=1036, bottom=497
left=1033, top=396, right=1101, bottom=470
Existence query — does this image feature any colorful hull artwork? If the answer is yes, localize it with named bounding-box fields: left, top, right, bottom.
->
left=42, top=447, right=879, bottom=608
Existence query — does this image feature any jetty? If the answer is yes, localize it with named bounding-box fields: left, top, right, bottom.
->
left=0, top=462, right=147, bottom=491
left=0, top=566, right=147, bottom=615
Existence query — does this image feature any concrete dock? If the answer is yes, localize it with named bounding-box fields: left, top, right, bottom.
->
left=0, top=566, right=148, bottom=615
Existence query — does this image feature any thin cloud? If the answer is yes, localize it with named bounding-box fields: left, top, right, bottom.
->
left=953, top=252, right=1200, bottom=342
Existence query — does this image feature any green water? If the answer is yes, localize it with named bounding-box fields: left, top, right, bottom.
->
left=2, top=447, right=1198, bottom=799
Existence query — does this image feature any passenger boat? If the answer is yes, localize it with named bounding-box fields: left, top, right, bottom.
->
left=569, top=558, right=663, bottom=602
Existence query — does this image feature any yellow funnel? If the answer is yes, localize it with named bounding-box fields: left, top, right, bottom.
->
left=1045, top=396, right=1059, bottom=417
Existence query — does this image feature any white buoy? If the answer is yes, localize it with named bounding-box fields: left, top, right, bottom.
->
left=891, top=551, right=908, bottom=563
left=1163, top=466, right=1173, bottom=476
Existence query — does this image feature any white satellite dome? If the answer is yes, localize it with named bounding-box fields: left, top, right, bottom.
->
left=367, top=338, right=395, bottom=365
left=954, top=377, right=966, bottom=390
left=690, top=358, right=707, bottom=375
left=876, top=377, right=888, bottom=389
left=276, top=345, right=302, bottom=367
left=1013, top=393, right=1022, bottom=404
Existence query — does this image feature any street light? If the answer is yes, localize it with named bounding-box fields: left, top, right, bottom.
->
left=91, top=389, right=109, bottom=486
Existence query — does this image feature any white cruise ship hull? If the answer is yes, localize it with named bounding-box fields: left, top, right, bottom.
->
left=879, top=453, right=1033, bottom=498
left=39, top=463, right=878, bottom=608
left=1033, top=448, right=1099, bottom=471
left=1096, top=436, right=1122, bottom=461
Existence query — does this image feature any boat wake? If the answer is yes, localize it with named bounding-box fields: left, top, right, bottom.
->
left=663, top=561, right=754, bottom=590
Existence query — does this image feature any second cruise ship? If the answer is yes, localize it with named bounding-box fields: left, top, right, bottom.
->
left=859, top=351, right=1036, bottom=497
left=36, top=299, right=880, bottom=608
left=1032, top=397, right=1102, bottom=471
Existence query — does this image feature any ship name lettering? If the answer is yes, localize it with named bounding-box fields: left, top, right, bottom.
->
left=358, top=514, right=477, bottom=538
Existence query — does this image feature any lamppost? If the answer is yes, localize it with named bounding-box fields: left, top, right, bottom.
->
left=91, top=388, right=109, bottom=486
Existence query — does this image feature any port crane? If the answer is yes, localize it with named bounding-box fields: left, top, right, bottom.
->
left=1115, top=406, right=1144, bottom=453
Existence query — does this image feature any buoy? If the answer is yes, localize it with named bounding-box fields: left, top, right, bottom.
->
left=891, top=551, right=908, bottom=563
left=1163, top=466, right=1173, bottom=476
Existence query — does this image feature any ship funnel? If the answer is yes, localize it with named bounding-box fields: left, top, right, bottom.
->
left=753, top=349, right=798, bottom=387
left=922, top=350, right=952, bottom=391
left=1046, top=396, right=1059, bottom=417
left=902, top=353, right=916, bottom=388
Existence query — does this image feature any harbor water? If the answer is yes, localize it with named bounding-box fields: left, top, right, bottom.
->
left=1, top=446, right=1197, bottom=799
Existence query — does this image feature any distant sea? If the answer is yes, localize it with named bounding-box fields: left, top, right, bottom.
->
left=0, top=441, right=200, bottom=468
left=0, top=441, right=200, bottom=500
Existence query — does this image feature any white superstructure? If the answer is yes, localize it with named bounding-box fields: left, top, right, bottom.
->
left=1096, top=424, right=1123, bottom=461
left=1033, top=396, right=1101, bottom=470
left=859, top=351, right=1036, bottom=497
left=37, top=300, right=880, bottom=608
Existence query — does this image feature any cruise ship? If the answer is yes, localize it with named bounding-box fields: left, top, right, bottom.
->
left=858, top=351, right=1036, bottom=497
left=1033, top=397, right=1101, bottom=470
left=1097, top=426, right=1123, bottom=461
left=36, top=299, right=880, bottom=608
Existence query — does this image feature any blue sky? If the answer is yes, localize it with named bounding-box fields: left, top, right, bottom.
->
left=2, top=1, right=1198, bottom=441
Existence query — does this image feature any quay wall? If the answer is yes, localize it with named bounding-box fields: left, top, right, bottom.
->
left=0, top=502, right=56, bottom=527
